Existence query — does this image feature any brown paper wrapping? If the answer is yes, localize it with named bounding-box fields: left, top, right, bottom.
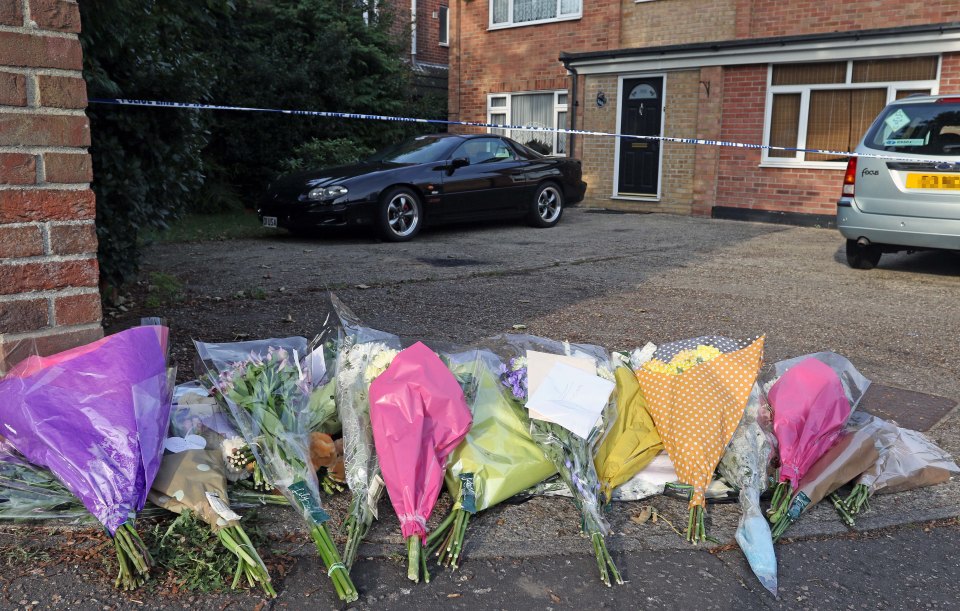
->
left=148, top=449, right=239, bottom=531
left=796, top=421, right=881, bottom=508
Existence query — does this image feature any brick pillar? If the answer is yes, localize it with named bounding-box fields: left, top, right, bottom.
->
left=0, top=0, right=102, bottom=372
left=692, top=66, right=724, bottom=217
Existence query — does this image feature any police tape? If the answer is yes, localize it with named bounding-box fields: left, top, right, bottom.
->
left=88, top=97, right=931, bottom=163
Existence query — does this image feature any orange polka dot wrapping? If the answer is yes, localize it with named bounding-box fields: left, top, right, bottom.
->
left=636, top=336, right=765, bottom=510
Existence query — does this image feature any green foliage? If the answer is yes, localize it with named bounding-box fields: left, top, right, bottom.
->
left=80, top=0, right=235, bottom=292
left=280, top=137, right=376, bottom=173
left=144, top=272, right=183, bottom=309
left=82, top=0, right=446, bottom=294
left=151, top=510, right=259, bottom=593
left=210, top=0, right=443, bottom=194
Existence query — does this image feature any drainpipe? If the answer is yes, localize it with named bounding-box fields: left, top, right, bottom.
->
left=562, top=57, right=579, bottom=158
left=411, top=0, right=417, bottom=63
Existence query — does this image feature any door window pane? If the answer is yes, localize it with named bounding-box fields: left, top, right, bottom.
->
left=492, top=0, right=508, bottom=24
left=852, top=57, right=937, bottom=83
left=772, top=62, right=846, bottom=86
left=556, top=111, right=567, bottom=154
left=806, top=89, right=886, bottom=161
left=514, top=0, right=559, bottom=23
left=768, top=93, right=800, bottom=157
left=438, top=6, right=448, bottom=44
left=510, top=92, right=555, bottom=152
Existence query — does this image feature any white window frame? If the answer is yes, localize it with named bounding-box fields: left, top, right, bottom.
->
left=486, top=91, right=569, bottom=156
left=438, top=6, right=449, bottom=46
left=489, top=0, right=581, bottom=30
left=762, top=58, right=941, bottom=169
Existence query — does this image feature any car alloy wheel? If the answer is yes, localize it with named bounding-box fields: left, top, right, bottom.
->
left=379, top=187, right=422, bottom=241
left=528, top=182, right=564, bottom=228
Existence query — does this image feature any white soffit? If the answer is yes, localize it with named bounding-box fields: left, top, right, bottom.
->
left=565, top=30, right=960, bottom=75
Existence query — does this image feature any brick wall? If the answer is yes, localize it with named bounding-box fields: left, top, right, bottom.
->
left=713, top=65, right=843, bottom=217
left=621, top=0, right=735, bottom=48
left=449, top=1, right=620, bottom=128
left=414, top=0, right=449, bottom=66
left=0, top=0, right=102, bottom=371
left=579, top=70, right=700, bottom=214
left=385, top=0, right=449, bottom=66
left=942, top=52, right=960, bottom=94
left=734, top=0, right=960, bottom=38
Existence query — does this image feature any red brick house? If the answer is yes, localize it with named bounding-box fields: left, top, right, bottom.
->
left=448, top=1, right=960, bottom=224
left=0, top=0, right=102, bottom=371
left=383, top=0, right=451, bottom=97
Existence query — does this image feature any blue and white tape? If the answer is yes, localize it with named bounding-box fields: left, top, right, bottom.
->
left=89, top=97, right=943, bottom=163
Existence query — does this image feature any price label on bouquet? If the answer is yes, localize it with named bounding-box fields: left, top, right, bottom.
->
left=206, top=492, right=242, bottom=523
left=459, top=473, right=477, bottom=514
left=289, top=480, right=330, bottom=524
left=367, top=474, right=384, bottom=520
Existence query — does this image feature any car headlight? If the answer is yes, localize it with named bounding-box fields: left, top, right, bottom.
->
left=307, top=185, right=349, bottom=201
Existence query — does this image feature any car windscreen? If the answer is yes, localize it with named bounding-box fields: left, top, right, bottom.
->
left=367, top=136, right=461, bottom=164
left=863, top=102, right=960, bottom=156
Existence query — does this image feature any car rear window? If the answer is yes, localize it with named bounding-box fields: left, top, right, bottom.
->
left=863, top=101, right=960, bottom=155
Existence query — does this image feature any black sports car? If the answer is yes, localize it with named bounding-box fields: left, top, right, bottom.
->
left=258, top=133, right=587, bottom=241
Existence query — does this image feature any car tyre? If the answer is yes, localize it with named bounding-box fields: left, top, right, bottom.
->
left=377, top=187, right=422, bottom=242
left=528, top=182, right=564, bottom=228
left=845, top=239, right=882, bottom=269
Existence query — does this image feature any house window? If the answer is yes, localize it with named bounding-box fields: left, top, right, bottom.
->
left=490, top=0, right=581, bottom=28
left=438, top=6, right=449, bottom=46
left=763, top=56, right=938, bottom=164
left=487, top=91, right=569, bottom=155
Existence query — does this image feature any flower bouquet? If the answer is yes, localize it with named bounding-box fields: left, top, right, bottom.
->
left=195, top=337, right=357, bottom=602
left=765, top=354, right=867, bottom=525
left=332, top=295, right=403, bottom=569
left=636, top=335, right=765, bottom=543
left=480, top=334, right=623, bottom=586
left=148, top=391, right=275, bottom=597
left=717, top=384, right=778, bottom=595
left=0, top=324, right=175, bottom=590
left=427, top=349, right=557, bottom=569
left=594, top=365, right=663, bottom=503
left=0, top=437, right=90, bottom=523
left=770, top=412, right=883, bottom=539
left=369, top=342, right=472, bottom=583
left=843, top=418, right=960, bottom=516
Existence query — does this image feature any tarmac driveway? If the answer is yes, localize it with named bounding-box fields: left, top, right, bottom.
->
left=81, top=209, right=960, bottom=608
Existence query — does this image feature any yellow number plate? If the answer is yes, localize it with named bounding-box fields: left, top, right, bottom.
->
left=905, top=173, right=960, bottom=189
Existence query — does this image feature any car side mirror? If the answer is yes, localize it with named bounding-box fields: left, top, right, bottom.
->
left=450, top=157, right=470, bottom=170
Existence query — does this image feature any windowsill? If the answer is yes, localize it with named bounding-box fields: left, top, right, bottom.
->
left=611, top=194, right=661, bottom=202
left=439, top=42, right=449, bottom=47
left=488, top=14, right=581, bottom=31
left=759, top=160, right=848, bottom=170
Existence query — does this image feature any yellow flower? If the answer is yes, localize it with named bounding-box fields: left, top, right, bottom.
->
left=640, top=345, right=722, bottom=376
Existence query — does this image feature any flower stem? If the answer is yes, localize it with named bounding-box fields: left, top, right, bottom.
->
left=111, top=522, right=152, bottom=591
left=843, top=484, right=871, bottom=516
left=829, top=493, right=856, bottom=527
left=218, top=525, right=276, bottom=598
left=310, top=524, right=358, bottom=602
left=407, top=535, right=422, bottom=583
left=685, top=505, right=707, bottom=544
left=767, top=482, right=792, bottom=524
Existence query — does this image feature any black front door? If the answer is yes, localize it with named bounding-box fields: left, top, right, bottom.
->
left=617, top=77, right=663, bottom=196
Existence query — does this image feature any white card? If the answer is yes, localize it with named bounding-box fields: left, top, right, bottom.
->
left=525, top=362, right=614, bottom=439
left=303, top=345, right=327, bottom=385
left=206, top=491, right=242, bottom=522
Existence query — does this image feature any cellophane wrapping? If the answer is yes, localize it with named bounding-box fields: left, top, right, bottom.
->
left=718, top=384, right=778, bottom=595
left=0, top=325, right=174, bottom=535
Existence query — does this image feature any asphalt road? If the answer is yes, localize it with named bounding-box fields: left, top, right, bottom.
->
left=18, top=208, right=956, bottom=609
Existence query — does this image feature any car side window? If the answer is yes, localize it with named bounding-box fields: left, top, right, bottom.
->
left=452, top=138, right=517, bottom=164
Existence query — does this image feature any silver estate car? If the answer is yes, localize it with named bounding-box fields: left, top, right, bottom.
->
left=837, top=94, right=960, bottom=269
